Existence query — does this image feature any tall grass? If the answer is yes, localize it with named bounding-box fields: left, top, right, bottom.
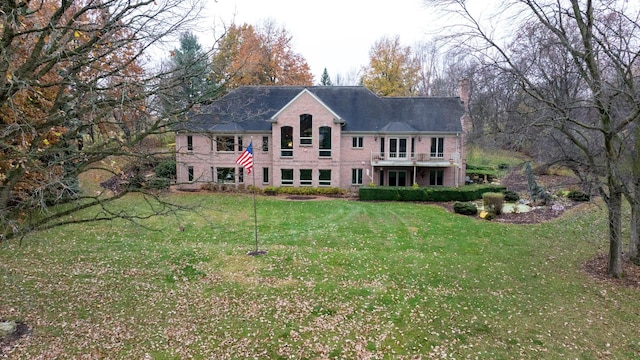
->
left=1, top=194, right=638, bottom=359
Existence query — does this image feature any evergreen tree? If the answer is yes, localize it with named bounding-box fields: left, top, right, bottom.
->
left=319, top=68, right=333, bottom=86
left=163, top=32, right=218, bottom=113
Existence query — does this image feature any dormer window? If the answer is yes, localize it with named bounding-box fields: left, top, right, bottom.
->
left=300, top=114, right=312, bottom=145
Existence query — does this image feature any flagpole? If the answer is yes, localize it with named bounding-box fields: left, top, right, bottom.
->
left=237, top=137, right=262, bottom=256
left=251, top=137, right=259, bottom=254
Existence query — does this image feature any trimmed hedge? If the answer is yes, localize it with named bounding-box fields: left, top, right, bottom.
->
left=359, top=184, right=506, bottom=202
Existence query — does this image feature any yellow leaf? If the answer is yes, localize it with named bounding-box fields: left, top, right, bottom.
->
left=74, top=30, right=81, bottom=38
left=43, top=139, right=50, bottom=146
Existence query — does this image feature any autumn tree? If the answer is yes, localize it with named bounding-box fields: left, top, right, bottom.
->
left=426, top=0, right=640, bottom=277
left=361, top=35, right=420, bottom=96
left=211, top=20, right=313, bottom=90
left=0, top=0, right=206, bottom=242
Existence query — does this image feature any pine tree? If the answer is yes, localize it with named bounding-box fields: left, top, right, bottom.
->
left=164, top=32, right=218, bottom=113
left=319, top=68, right=333, bottom=86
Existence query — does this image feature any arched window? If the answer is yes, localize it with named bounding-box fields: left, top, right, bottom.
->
left=300, top=114, right=312, bottom=145
left=281, top=126, right=293, bottom=157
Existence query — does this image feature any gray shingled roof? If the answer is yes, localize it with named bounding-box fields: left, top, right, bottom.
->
left=182, top=86, right=464, bottom=134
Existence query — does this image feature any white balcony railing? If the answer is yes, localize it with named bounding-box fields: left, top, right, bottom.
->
left=372, top=152, right=460, bottom=164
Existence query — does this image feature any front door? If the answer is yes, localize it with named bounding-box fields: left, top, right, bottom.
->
left=388, top=170, right=407, bottom=186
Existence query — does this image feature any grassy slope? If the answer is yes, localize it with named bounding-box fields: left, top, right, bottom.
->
left=1, top=194, right=638, bottom=359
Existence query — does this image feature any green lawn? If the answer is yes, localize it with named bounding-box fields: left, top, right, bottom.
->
left=1, top=193, right=639, bottom=359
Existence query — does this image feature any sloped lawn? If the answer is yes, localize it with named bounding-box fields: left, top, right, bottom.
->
left=1, top=194, right=639, bottom=359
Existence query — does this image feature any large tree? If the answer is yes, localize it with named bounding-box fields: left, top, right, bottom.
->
left=0, top=0, right=207, bottom=242
left=427, top=0, right=640, bottom=277
left=361, top=35, right=420, bottom=96
left=211, top=20, right=313, bottom=90
left=161, top=31, right=218, bottom=112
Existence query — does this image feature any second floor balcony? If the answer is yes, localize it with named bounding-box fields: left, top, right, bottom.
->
left=371, top=152, right=460, bottom=167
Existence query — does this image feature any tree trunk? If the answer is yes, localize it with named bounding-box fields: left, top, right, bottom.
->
left=607, top=183, right=624, bottom=278
left=629, top=189, right=640, bottom=261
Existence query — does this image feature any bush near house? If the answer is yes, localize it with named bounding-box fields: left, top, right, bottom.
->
left=359, top=184, right=506, bottom=202
left=260, top=186, right=346, bottom=196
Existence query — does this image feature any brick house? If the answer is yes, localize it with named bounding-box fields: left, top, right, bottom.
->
left=175, top=82, right=470, bottom=190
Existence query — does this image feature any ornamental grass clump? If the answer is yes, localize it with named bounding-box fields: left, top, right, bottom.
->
left=483, top=192, right=505, bottom=215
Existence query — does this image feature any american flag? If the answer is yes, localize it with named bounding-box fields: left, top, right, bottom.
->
left=235, top=141, right=254, bottom=174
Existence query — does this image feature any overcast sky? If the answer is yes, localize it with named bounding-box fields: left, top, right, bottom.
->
left=200, top=0, right=439, bottom=83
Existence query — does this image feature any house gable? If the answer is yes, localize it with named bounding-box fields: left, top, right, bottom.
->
left=269, top=89, right=344, bottom=125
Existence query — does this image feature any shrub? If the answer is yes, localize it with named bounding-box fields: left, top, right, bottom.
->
left=155, top=159, right=177, bottom=179
left=263, top=186, right=278, bottom=195
left=503, top=190, right=520, bottom=202
left=453, top=202, right=478, bottom=215
left=397, top=188, right=428, bottom=201
left=483, top=192, right=505, bottom=215
left=567, top=190, right=590, bottom=202
left=200, top=183, right=218, bottom=192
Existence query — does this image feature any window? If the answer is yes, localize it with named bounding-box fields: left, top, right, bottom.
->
left=300, top=169, right=312, bottom=186
left=217, top=136, right=234, bottom=152
left=319, top=169, right=331, bottom=186
left=430, top=169, right=444, bottom=185
left=262, top=136, right=269, bottom=152
left=389, top=170, right=407, bottom=186
left=238, top=137, right=244, bottom=152
left=351, top=169, right=363, bottom=185
left=300, top=114, right=312, bottom=145
left=281, top=169, right=293, bottom=186
left=238, top=168, right=244, bottom=183
left=411, top=137, right=415, bottom=158
left=281, top=126, right=293, bottom=157
left=211, top=167, right=215, bottom=181
left=187, top=135, right=193, bottom=151
left=352, top=136, right=363, bottom=148
left=217, top=167, right=235, bottom=183
left=187, top=166, right=194, bottom=182
left=319, top=126, right=331, bottom=157
left=389, top=138, right=407, bottom=158
left=431, top=137, right=444, bottom=158
left=262, top=167, right=269, bottom=184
